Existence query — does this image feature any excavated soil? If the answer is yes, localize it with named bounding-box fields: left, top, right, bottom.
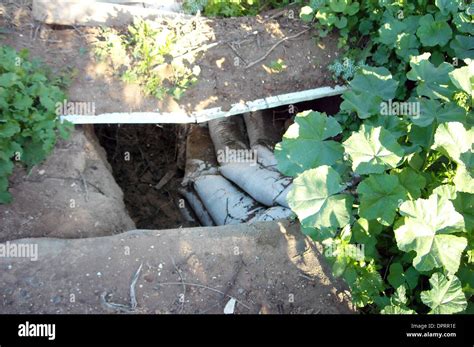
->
left=0, top=126, right=136, bottom=242
left=0, top=1, right=340, bottom=115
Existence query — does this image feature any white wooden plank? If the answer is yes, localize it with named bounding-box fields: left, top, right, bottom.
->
left=60, top=85, right=348, bottom=124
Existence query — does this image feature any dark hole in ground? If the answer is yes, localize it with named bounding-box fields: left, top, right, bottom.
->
left=94, top=123, right=197, bottom=230
left=94, top=95, right=342, bottom=230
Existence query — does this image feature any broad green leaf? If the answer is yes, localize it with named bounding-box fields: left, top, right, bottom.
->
left=433, top=184, right=457, bottom=200
left=365, top=114, right=408, bottom=138
left=0, top=191, right=12, bottom=204
left=287, top=166, right=354, bottom=232
left=387, top=263, right=420, bottom=291
left=344, top=1, right=359, bottom=15
left=343, top=125, right=404, bottom=175
left=340, top=90, right=382, bottom=119
left=450, top=35, right=474, bottom=60
left=454, top=165, right=474, bottom=194
left=316, top=8, right=337, bottom=26
left=453, top=12, right=474, bottom=35
left=381, top=305, right=416, bottom=314
left=276, top=111, right=343, bottom=176
left=299, top=6, right=314, bottom=22
left=420, top=273, right=467, bottom=314
left=408, top=123, right=436, bottom=149
left=274, top=143, right=298, bottom=178
left=350, top=66, right=398, bottom=100
left=405, top=267, right=420, bottom=291
left=457, top=263, right=474, bottom=298
left=395, top=33, right=420, bottom=62
left=435, top=0, right=462, bottom=15
left=0, top=72, right=19, bottom=87
left=416, top=14, right=452, bottom=47
left=393, top=167, right=426, bottom=200
left=0, top=122, right=20, bottom=138
left=378, top=18, right=406, bottom=46
left=395, top=194, right=467, bottom=273
left=407, top=53, right=456, bottom=101
left=13, top=93, right=33, bottom=111
left=387, top=263, right=405, bottom=289
left=449, top=62, right=473, bottom=96
left=329, top=0, right=347, bottom=13
left=301, top=225, right=335, bottom=242
left=453, top=192, right=474, bottom=231
left=352, top=218, right=382, bottom=259
left=0, top=158, right=14, bottom=176
left=357, top=174, right=407, bottom=225
left=412, top=98, right=466, bottom=127
left=373, top=45, right=390, bottom=65
left=432, top=122, right=474, bottom=164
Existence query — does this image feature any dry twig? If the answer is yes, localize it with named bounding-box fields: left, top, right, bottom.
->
left=245, top=28, right=311, bottom=69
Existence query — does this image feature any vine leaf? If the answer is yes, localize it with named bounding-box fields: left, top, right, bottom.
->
left=349, top=66, right=398, bottom=100
left=453, top=192, right=474, bottom=231
left=393, top=167, right=426, bottom=200
left=395, top=194, right=467, bottom=274
left=340, top=90, right=381, bottom=119
left=407, top=53, right=456, bottom=101
left=450, top=35, right=474, bottom=60
left=411, top=98, right=466, bottom=127
left=449, top=61, right=473, bottom=95
left=275, top=111, right=343, bottom=177
left=287, top=165, right=353, bottom=232
left=435, top=0, right=462, bottom=15
left=352, top=218, right=382, bottom=259
left=378, top=18, right=406, bottom=46
left=343, top=124, right=404, bottom=175
left=357, top=174, right=407, bottom=226
left=416, top=14, right=452, bottom=47
left=432, top=122, right=474, bottom=164
left=395, top=33, right=420, bottom=62
left=420, top=273, right=467, bottom=314
left=387, top=263, right=419, bottom=291
left=381, top=305, right=416, bottom=314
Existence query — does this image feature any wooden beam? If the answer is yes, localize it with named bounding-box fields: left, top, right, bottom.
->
left=60, top=85, right=347, bottom=124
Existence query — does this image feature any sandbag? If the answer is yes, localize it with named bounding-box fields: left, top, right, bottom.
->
left=178, top=187, right=215, bottom=226
left=182, top=124, right=218, bottom=186
left=219, top=163, right=292, bottom=208
left=208, top=116, right=249, bottom=165
left=249, top=206, right=293, bottom=222
left=254, top=144, right=278, bottom=171
left=193, top=175, right=264, bottom=225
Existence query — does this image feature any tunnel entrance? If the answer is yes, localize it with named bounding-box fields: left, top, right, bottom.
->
left=94, top=95, right=342, bottom=229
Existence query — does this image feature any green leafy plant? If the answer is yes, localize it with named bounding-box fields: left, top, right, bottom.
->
left=278, top=1, right=473, bottom=314
left=328, top=57, right=364, bottom=82
left=265, top=58, right=287, bottom=73
left=0, top=45, right=72, bottom=204
left=95, top=19, right=200, bottom=101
